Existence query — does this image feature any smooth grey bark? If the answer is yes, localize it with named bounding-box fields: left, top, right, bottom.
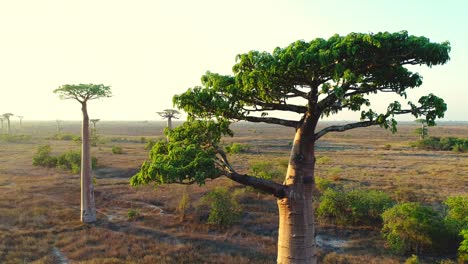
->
left=80, top=102, right=96, bottom=223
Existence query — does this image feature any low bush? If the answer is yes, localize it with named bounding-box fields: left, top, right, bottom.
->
left=127, top=209, right=140, bottom=221
left=315, top=177, right=335, bottom=193
left=317, top=188, right=394, bottom=226
left=225, top=143, right=249, bottom=154
left=458, top=229, right=468, bottom=262
left=56, top=150, right=81, bottom=173
left=111, top=146, right=123, bottom=154
left=32, top=145, right=97, bottom=173
left=404, top=255, right=420, bottom=264
left=250, top=160, right=283, bottom=182
left=381, top=202, right=451, bottom=255
left=316, top=156, right=331, bottom=165
left=198, top=187, right=242, bottom=227
left=411, top=136, right=467, bottom=152
left=49, top=133, right=77, bottom=141
left=32, top=145, right=57, bottom=167
left=0, top=134, right=32, bottom=142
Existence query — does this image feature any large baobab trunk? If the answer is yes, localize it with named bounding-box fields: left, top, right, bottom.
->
left=277, top=121, right=317, bottom=264
left=81, top=102, right=96, bottom=223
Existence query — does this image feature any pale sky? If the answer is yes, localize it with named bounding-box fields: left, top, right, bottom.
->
left=1, top=0, right=467, bottom=121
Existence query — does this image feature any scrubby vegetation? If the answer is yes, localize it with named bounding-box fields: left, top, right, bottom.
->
left=49, top=133, right=81, bottom=141
left=32, top=144, right=97, bottom=173
left=224, top=142, right=249, bottom=154
left=0, top=134, right=32, bottom=142
left=411, top=136, right=467, bottom=152
left=317, top=188, right=394, bottom=226
left=249, top=160, right=283, bottom=182
left=197, top=187, right=242, bottom=227
left=381, top=202, right=451, bottom=254
left=111, top=145, right=124, bottom=154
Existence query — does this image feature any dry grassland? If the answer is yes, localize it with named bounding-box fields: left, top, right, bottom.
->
left=0, top=121, right=466, bottom=263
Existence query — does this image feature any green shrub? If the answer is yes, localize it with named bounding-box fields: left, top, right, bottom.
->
left=412, top=136, right=467, bottom=152
left=56, top=150, right=81, bottom=173
left=444, top=196, right=468, bottom=232
left=32, top=145, right=97, bottom=173
left=250, top=160, right=283, bottom=182
left=459, top=229, right=468, bottom=262
left=404, top=255, right=420, bottom=264
left=381, top=202, right=448, bottom=254
left=49, top=133, right=76, bottom=141
left=0, top=134, right=32, bottom=142
left=316, top=156, right=331, bottom=165
left=32, top=145, right=57, bottom=167
left=225, top=143, right=249, bottom=154
left=317, top=188, right=394, bottom=226
left=315, top=177, right=335, bottom=193
left=127, top=209, right=140, bottom=221
left=111, top=146, right=123, bottom=154
left=199, top=187, right=242, bottom=226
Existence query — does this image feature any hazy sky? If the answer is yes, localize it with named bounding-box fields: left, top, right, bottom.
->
left=1, top=0, right=467, bottom=121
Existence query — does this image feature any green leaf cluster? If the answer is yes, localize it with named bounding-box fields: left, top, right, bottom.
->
left=131, top=120, right=232, bottom=187
left=54, top=83, right=112, bottom=102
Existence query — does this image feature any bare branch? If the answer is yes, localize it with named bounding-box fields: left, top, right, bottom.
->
left=243, top=116, right=299, bottom=128
left=216, top=148, right=287, bottom=198
left=315, top=120, right=376, bottom=140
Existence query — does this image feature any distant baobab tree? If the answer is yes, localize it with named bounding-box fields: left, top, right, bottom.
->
left=56, top=120, right=64, bottom=133
left=415, top=119, right=429, bottom=139
left=90, top=119, right=100, bottom=130
left=17, top=115, right=24, bottom=129
left=0, top=117, right=4, bottom=133
left=90, top=119, right=100, bottom=147
left=54, top=83, right=112, bottom=223
left=2, top=113, right=14, bottom=135
left=157, top=109, right=180, bottom=130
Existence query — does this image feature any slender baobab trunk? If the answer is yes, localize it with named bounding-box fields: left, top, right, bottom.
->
left=167, top=117, right=173, bottom=130
left=81, top=102, right=96, bottom=223
left=277, top=116, right=317, bottom=264
left=7, top=118, right=11, bottom=135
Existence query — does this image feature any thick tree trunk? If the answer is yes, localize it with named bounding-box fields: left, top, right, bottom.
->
left=277, top=123, right=317, bottom=264
left=81, top=102, right=96, bottom=223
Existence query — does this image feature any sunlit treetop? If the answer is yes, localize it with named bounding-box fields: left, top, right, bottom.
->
left=54, top=84, right=112, bottom=103
left=174, top=31, right=450, bottom=135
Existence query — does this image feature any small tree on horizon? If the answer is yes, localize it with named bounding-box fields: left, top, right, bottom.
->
left=132, top=31, right=450, bottom=264
left=17, top=115, right=24, bottom=129
left=2, top=113, right=14, bottom=135
left=54, top=84, right=112, bottom=223
left=90, top=119, right=100, bottom=146
left=414, top=118, right=429, bottom=139
left=157, top=109, right=180, bottom=130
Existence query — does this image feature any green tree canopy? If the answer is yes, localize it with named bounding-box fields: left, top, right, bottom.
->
left=133, top=31, right=450, bottom=196
left=54, top=83, right=112, bottom=103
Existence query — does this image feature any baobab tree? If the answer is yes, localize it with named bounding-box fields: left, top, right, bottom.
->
left=17, top=115, right=24, bottom=129
left=56, top=120, right=64, bottom=133
left=132, top=31, right=450, bottom=263
left=0, top=117, right=4, bottom=133
left=54, top=84, right=112, bottom=223
left=157, top=109, right=180, bottom=130
left=415, top=118, right=429, bottom=139
left=2, top=113, right=14, bottom=135
left=90, top=119, right=100, bottom=146
left=90, top=118, right=100, bottom=130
